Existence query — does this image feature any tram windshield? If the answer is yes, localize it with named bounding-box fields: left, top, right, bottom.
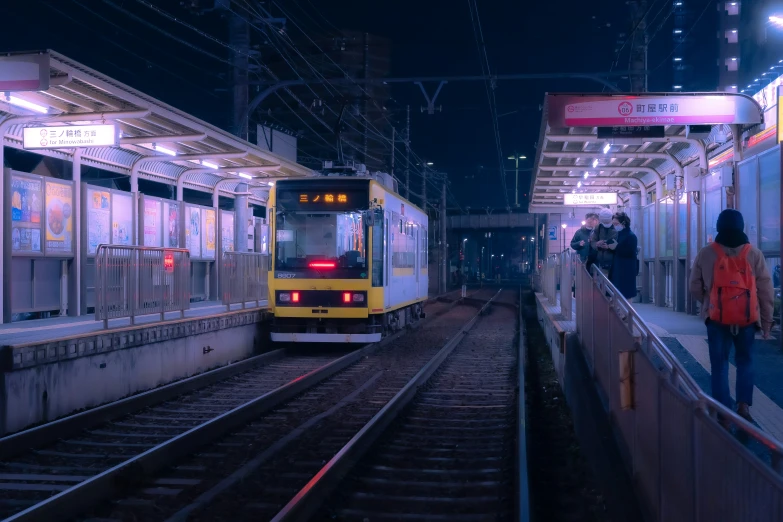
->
left=275, top=210, right=367, bottom=274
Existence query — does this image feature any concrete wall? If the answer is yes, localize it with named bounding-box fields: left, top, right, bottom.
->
left=0, top=309, right=266, bottom=435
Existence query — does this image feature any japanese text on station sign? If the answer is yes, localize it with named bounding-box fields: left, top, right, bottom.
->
left=22, top=124, right=118, bottom=150
left=563, top=193, right=618, bottom=206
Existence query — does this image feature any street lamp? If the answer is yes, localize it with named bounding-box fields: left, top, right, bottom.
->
left=561, top=223, right=567, bottom=253
left=506, top=154, right=527, bottom=207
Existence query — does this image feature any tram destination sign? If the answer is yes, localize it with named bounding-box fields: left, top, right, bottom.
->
left=563, top=193, right=618, bottom=206
left=22, top=124, right=119, bottom=150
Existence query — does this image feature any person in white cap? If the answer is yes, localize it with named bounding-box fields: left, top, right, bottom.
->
left=588, top=208, right=617, bottom=275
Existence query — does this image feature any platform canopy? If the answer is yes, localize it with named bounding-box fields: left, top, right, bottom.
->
left=0, top=51, right=315, bottom=205
left=529, top=92, right=765, bottom=213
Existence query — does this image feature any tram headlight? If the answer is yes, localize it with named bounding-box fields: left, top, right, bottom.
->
left=279, top=293, right=291, bottom=302
left=352, top=293, right=365, bottom=303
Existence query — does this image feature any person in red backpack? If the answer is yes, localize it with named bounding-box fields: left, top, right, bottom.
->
left=689, top=209, right=774, bottom=424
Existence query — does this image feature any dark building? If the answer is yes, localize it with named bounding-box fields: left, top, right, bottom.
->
left=257, top=30, right=394, bottom=172
left=738, top=0, right=783, bottom=96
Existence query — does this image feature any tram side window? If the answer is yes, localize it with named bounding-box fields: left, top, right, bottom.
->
left=759, top=150, right=781, bottom=252
left=421, top=228, right=427, bottom=268
left=371, top=209, right=383, bottom=287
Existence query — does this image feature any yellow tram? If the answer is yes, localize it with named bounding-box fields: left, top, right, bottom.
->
left=268, top=167, right=429, bottom=342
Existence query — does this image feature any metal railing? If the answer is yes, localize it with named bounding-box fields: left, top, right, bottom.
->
left=562, top=253, right=783, bottom=522
left=221, top=252, right=269, bottom=310
left=95, top=245, right=191, bottom=329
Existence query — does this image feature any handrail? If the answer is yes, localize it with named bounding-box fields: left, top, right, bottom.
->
left=95, top=244, right=191, bottom=329
left=579, top=253, right=783, bottom=461
left=221, top=251, right=269, bottom=310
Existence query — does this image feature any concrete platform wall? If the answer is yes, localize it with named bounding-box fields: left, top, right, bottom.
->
left=534, top=293, right=644, bottom=521
left=0, top=309, right=266, bottom=435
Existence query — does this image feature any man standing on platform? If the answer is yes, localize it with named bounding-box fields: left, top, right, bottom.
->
left=570, top=212, right=598, bottom=264
left=589, top=208, right=617, bottom=275
left=689, top=209, right=774, bottom=424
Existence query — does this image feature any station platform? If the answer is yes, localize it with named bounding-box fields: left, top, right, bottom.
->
left=0, top=300, right=269, bottom=436
left=539, top=292, right=783, bottom=442
left=0, top=300, right=268, bottom=347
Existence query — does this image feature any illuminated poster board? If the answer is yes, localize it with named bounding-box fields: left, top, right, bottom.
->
left=141, top=197, right=162, bottom=247
left=86, top=187, right=111, bottom=254
left=203, top=209, right=216, bottom=259
left=247, top=217, right=255, bottom=252
left=163, top=201, right=179, bottom=248
left=10, top=173, right=42, bottom=254
left=186, top=205, right=202, bottom=259
left=221, top=211, right=235, bottom=253
left=44, top=180, right=73, bottom=254
left=112, top=192, right=133, bottom=246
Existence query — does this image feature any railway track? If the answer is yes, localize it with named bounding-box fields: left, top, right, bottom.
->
left=0, top=288, right=489, bottom=521
left=274, top=288, right=522, bottom=521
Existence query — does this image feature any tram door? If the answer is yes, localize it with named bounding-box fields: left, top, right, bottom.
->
left=384, top=211, right=391, bottom=309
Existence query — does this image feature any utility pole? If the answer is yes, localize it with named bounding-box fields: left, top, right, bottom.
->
left=405, top=105, right=411, bottom=199
left=390, top=127, right=395, bottom=178
left=629, top=0, right=649, bottom=92
left=422, top=165, right=427, bottom=210
left=362, top=32, right=370, bottom=165
left=230, top=11, right=250, bottom=140
left=440, top=180, right=448, bottom=294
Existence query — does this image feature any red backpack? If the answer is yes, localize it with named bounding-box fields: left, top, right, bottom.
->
left=708, top=243, right=759, bottom=326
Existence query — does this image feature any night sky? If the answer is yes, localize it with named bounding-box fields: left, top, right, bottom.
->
left=1, top=0, right=717, bottom=210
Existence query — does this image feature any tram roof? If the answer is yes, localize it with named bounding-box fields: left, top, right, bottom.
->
left=529, top=92, right=765, bottom=212
left=0, top=51, right=315, bottom=206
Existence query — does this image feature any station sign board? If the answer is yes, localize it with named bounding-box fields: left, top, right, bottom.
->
left=563, top=193, right=618, bottom=206
left=0, top=53, right=50, bottom=91
left=597, top=126, right=665, bottom=139
left=546, top=94, right=763, bottom=128
left=22, top=124, right=118, bottom=150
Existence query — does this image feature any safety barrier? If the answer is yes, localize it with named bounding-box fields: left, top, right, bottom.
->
left=555, top=252, right=783, bottom=522
left=95, top=245, right=191, bottom=329
left=221, top=252, right=269, bottom=310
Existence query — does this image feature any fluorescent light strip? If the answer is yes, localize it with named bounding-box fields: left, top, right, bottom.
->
left=602, top=143, right=611, bottom=154
left=591, top=158, right=598, bottom=168
left=202, top=160, right=219, bottom=169
left=7, top=95, right=47, bottom=114
left=238, top=172, right=252, bottom=180
left=154, top=144, right=177, bottom=156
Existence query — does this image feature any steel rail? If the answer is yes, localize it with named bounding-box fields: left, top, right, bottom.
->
left=3, top=289, right=471, bottom=522
left=270, top=289, right=504, bottom=522
left=517, top=286, right=530, bottom=522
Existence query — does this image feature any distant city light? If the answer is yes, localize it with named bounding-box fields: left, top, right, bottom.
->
left=770, top=15, right=783, bottom=27
left=673, top=85, right=683, bottom=89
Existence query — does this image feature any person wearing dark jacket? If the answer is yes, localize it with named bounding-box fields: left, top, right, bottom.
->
left=570, top=212, right=598, bottom=264
left=607, top=212, right=638, bottom=299
left=588, top=208, right=617, bottom=274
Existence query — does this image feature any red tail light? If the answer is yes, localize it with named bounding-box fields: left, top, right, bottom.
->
left=292, top=292, right=300, bottom=303
left=343, top=292, right=351, bottom=303
left=309, top=261, right=336, bottom=269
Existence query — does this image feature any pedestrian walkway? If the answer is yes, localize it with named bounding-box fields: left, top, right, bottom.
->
left=634, top=304, right=783, bottom=442
left=0, top=300, right=268, bottom=347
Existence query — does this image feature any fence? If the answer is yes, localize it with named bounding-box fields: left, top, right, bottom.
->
left=95, top=245, right=191, bottom=329
left=221, top=252, right=269, bottom=310
left=543, top=251, right=783, bottom=522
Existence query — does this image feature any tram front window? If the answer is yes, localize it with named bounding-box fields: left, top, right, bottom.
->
left=275, top=211, right=367, bottom=276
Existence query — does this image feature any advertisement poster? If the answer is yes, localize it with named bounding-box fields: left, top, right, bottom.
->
left=45, top=181, right=73, bottom=254
left=164, top=201, right=179, bottom=248
left=112, top=192, right=133, bottom=245
left=221, top=211, right=235, bottom=253
left=11, top=175, right=42, bottom=253
left=143, top=198, right=162, bottom=247
left=187, top=206, right=201, bottom=258
left=247, top=217, right=255, bottom=252
left=87, top=188, right=111, bottom=254
left=204, top=209, right=216, bottom=259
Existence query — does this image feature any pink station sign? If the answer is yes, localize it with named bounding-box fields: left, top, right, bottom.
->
left=546, top=94, right=764, bottom=128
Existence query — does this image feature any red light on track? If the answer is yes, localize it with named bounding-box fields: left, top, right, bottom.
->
left=343, top=292, right=351, bottom=303
left=292, top=292, right=300, bottom=303
left=309, top=261, right=336, bottom=269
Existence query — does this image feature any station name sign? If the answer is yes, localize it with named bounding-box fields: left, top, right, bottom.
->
left=23, top=124, right=119, bottom=150
left=563, top=193, right=618, bottom=206
left=546, top=94, right=763, bottom=128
